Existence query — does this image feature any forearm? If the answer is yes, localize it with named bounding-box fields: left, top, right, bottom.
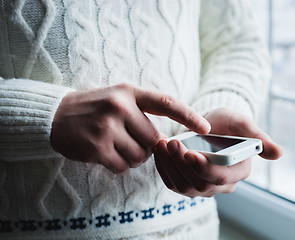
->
left=0, top=78, right=73, bottom=161
left=197, top=0, right=271, bottom=118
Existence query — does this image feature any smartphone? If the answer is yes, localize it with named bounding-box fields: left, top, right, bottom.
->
left=169, top=131, right=263, bottom=166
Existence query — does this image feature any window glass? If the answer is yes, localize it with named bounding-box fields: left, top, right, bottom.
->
left=247, top=0, right=295, bottom=202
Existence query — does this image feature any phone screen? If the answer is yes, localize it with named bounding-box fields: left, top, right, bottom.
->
left=181, top=135, right=245, bottom=153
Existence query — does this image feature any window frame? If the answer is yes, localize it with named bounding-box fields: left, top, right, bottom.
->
left=215, top=181, right=295, bottom=240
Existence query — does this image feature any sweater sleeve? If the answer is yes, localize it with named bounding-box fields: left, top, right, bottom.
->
left=0, top=78, right=74, bottom=161
left=193, top=0, right=271, bottom=118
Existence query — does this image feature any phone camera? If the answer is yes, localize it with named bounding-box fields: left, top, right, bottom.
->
left=255, top=145, right=260, bottom=151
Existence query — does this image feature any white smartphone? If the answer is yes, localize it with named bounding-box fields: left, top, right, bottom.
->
left=169, top=131, right=263, bottom=166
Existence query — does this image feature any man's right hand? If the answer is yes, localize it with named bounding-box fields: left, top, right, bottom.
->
left=50, top=83, right=210, bottom=174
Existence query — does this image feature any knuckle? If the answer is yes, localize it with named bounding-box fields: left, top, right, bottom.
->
left=160, top=94, right=176, bottom=108
left=149, top=130, right=161, bottom=147
left=108, top=95, right=128, bottom=114
left=215, top=176, right=228, bottom=186
left=133, top=149, right=147, bottom=164
left=196, top=182, right=212, bottom=193
left=113, top=166, right=129, bottom=175
left=90, top=142, right=130, bottom=175
left=201, top=184, right=211, bottom=193
left=99, top=88, right=132, bottom=116
left=117, top=82, right=134, bottom=91
left=100, top=116, right=117, bottom=132
left=109, top=161, right=129, bottom=175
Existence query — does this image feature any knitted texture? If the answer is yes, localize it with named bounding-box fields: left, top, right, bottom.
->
left=0, top=0, right=269, bottom=239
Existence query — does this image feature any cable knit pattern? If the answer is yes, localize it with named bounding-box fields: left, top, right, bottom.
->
left=63, top=0, right=101, bottom=89
left=36, top=158, right=82, bottom=219
left=123, top=158, right=155, bottom=212
left=0, top=0, right=270, bottom=239
left=125, top=0, right=162, bottom=88
left=97, top=0, right=137, bottom=86
left=13, top=0, right=62, bottom=83
left=157, top=0, right=182, bottom=95
left=88, top=164, right=120, bottom=216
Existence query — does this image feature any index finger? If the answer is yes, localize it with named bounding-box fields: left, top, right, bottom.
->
left=134, top=87, right=211, bottom=134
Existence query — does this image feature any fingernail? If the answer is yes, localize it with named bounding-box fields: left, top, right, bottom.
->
left=155, top=140, right=167, bottom=152
left=200, top=119, right=211, bottom=134
left=168, top=140, right=179, bottom=154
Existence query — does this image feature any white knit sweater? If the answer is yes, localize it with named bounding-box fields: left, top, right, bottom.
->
left=0, top=0, right=269, bottom=239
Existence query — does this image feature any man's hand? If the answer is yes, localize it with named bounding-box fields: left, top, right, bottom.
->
left=50, top=83, right=210, bottom=174
left=154, top=107, right=282, bottom=198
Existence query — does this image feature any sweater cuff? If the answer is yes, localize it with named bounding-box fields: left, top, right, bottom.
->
left=0, top=79, right=74, bottom=161
left=192, top=89, right=254, bottom=118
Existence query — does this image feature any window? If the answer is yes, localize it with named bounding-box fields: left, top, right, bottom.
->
left=247, top=0, right=295, bottom=203
left=216, top=1, right=295, bottom=239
